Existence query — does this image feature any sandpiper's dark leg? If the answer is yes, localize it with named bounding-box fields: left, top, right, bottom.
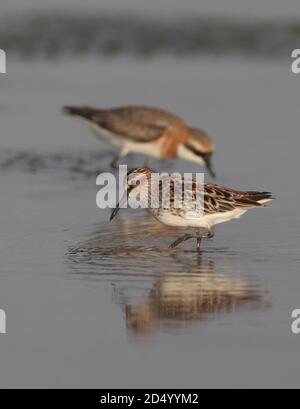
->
left=196, top=235, right=202, bottom=251
left=205, top=227, right=214, bottom=239
left=170, top=228, right=214, bottom=250
left=195, top=228, right=214, bottom=249
left=169, top=234, right=193, bottom=249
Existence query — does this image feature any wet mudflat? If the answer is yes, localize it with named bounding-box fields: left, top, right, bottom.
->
left=0, top=57, right=299, bottom=387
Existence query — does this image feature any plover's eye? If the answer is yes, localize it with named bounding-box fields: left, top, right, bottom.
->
left=186, top=143, right=205, bottom=158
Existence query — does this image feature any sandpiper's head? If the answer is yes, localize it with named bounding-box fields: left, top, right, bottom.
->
left=125, top=167, right=153, bottom=199
left=178, top=128, right=216, bottom=178
left=110, top=167, right=152, bottom=221
left=126, top=304, right=156, bottom=335
left=126, top=167, right=152, bottom=185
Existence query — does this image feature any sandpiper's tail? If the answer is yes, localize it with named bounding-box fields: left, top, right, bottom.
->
left=243, top=191, right=274, bottom=206
left=63, top=105, right=99, bottom=121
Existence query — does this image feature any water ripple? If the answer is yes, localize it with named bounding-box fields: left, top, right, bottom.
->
left=66, top=215, right=271, bottom=336
left=0, top=149, right=113, bottom=178
left=0, top=149, right=174, bottom=178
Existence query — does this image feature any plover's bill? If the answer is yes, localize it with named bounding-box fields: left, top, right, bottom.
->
left=63, top=105, right=216, bottom=177
left=110, top=167, right=273, bottom=250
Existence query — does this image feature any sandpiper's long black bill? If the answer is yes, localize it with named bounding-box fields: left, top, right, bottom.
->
left=110, top=188, right=130, bottom=221
left=110, top=204, right=120, bottom=221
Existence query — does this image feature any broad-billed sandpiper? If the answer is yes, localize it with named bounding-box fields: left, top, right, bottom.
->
left=63, top=105, right=216, bottom=177
left=110, top=167, right=273, bottom=250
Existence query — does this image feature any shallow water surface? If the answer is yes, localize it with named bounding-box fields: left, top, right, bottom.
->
left=68, top=216, right=270, bottom=336
left=0, top=57, right=299, bottom=388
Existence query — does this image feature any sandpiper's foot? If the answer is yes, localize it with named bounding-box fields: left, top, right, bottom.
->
left=170, top=229, right=214, bottom=250
left=203, top=228, right=214, bottom=240
left=169, top=234, right=194, bottom=249
left=195, top=228, right=214, bottom=251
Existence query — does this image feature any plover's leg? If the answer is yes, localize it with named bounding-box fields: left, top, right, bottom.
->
left=169, top=234, right=194, bottom=249
left=144, top=156, right=150, bottom=167
left=111, top=155, right=120, bottom=169
left=110, top=147, right=129, bottom=169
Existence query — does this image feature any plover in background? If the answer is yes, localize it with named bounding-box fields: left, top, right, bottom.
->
left=63, top=105, right=216, bottom=177
left=110, top=167, right=273, bottom=250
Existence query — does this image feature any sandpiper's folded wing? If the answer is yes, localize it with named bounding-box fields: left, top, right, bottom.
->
left=203, top=184, right=273, bottom=215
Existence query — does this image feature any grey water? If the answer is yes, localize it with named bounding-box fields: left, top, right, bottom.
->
left=0, top=3, right=300, bottom=388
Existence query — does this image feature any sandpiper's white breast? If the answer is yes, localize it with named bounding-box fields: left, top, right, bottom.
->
left=153, top=208, right=248, bottom=229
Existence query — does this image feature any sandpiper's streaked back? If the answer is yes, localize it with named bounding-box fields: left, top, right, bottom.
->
left=63, top=105, right=216, bottom=177
left=110, top=167, right=273, bottom=250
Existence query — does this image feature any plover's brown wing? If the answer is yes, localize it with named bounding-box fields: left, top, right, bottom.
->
left=107, top=106, right=184, bottom=127
left=204, top=184, right=273, bottom=214
left=64, top=105, right=184, bottom=142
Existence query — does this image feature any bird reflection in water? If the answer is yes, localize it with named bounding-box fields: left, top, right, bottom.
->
left=68, top=216, right=270, bottom=337
left=114, top=254, right=270, bottom=336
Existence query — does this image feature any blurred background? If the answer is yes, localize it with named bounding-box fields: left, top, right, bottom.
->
left=2, top=1, right=300, bottom=62
left=2, top=0, right=300, bottom=16
left=1, top=0, right=300, bottom=155
left=0, top=0, right=300, bottom=389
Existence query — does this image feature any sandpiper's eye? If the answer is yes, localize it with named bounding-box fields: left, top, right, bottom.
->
left=127, top=184, right=135, bottom=194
